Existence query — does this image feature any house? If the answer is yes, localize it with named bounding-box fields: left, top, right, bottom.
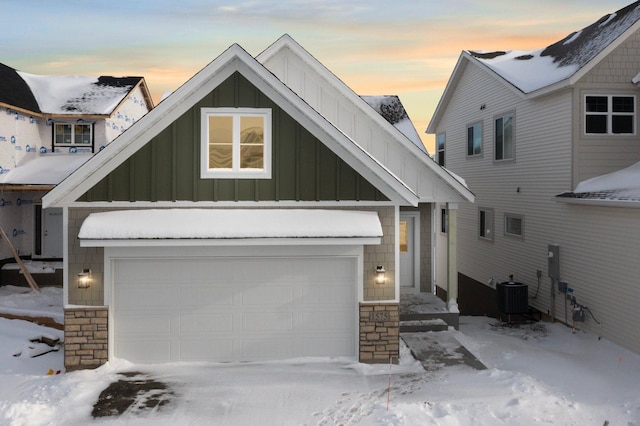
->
left=43, top=35, right=473, bottom=370
left=0, top=63, right=153, bottom=283
left=427, top=1, right=640, bottom=355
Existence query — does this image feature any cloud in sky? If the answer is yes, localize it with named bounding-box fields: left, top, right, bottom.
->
left=1, top=0, right=633, bottom=151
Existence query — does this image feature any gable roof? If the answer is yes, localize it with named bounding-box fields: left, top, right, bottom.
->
left=0, top=62, right=153, bottom=116
left=470, top=1, right=640, bottom=94
left=43, top=41, right=420, bottom=208
left=428, top=1, right=640, bottom=132
left=259, top=34, right=473, bottom=203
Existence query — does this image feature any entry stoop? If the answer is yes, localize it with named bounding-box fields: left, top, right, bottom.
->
left=400, top=289, right=459, bottom=331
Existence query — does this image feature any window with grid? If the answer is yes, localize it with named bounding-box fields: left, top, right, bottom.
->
left=585, top=95, right=635, bottom=135
left=201, top=108, right=272, bottom=179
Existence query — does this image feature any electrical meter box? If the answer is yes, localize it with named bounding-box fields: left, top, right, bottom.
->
left=548, top=244, right=560, bottom=280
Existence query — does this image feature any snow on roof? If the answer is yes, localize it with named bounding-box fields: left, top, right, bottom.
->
left=78, top=209, right=383, bottom=240
left=469, top=1, right=640, bottom=93
left=17, top=72, right=140, bottom=115
left=0, top=154, right=92, bottom=185
left=557, top=161, right=640, bottom=203
left=360, top=95, right=427, bottom=153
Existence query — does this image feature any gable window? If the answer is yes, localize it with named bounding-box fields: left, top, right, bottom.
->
left=494, top=113, right=514, bottom=161
left=467, top=122, right=482, bottom=157
left=585, top=95, right=635, bottom=134
left=201, top=108, right=272, bottom=179
left=504, top=213, right=524, bottom=238
left=436, top=133, right=445, bottom=166
left=54, top=123, right=92, bottom=147
left=478, top=207, right=494, bottom=241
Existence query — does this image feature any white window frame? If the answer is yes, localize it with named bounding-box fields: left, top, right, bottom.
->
left=584, top=94, right=636, bottom=135
left=478, top=207, right=494, bottom=241
left=494, top=112, right=514, bottom=162
left=53, top=122, right=93, bottom=147
left=467, top=122, right=482, bottom=157
left=504, top=213, right=524, bottom=239
left=200, top=107, right=272, bottom=179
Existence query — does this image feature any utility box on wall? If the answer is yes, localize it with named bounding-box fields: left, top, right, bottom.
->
left=548, top=244, right=560, bottom=280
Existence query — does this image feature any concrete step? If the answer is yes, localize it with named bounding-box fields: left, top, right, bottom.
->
left=400, top=312, right=459, bottom=330
left=400, top=319, right=449, bottom=333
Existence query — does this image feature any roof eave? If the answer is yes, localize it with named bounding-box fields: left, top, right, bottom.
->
left=555, top=196, right=640, bottom=208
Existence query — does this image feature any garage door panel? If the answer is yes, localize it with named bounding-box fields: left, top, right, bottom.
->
left=180, top=286, right=234, bottom=306
left=180, top=313, right=234, bottom=333
left=241, top=337, right=294, bottom=359
left=117, top=313, right=171, bottom=335
left=303, top=336, right=354, bottom=356
left=180, top=339, right=234, bottom=361
left=118, top=340, right=172, bottom=363
left=116, top=285, right=176, bottom=310
left=242, top=285, right=294, bottom=305
left=113, top=254, right=357, bottom=363
left=243, top=312, right=294, bottom=331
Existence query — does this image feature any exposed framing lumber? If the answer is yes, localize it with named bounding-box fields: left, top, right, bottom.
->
left=0, top=227, right=40, bottom=292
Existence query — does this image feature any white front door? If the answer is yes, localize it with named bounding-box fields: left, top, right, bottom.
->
left=399, top=214, right=417, bottom=288
left=42, top=208, right=63, bottom=258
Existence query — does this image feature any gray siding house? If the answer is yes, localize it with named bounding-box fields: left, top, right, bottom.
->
left=427, top=1, right=640, bottom=355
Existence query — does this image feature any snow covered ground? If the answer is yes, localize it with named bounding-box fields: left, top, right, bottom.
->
left=1, top=286, right=639, bottom=425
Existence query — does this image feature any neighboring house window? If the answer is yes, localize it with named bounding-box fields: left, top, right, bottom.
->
left=494, top=113, right=514, bottom=161
left=585, top=95, right=635, bottom=135
left=504, top=213, right=524, bottom=238
left=478, top=207, right=494, bottom=241
left=54, top=123, right=92, bottom=147
left=441, top=208, right=448, bottom=234
left=467, top=122, right=482, bottom=157
left=201, top=108, right=272, bottom=179
left=436, top=133, right=445, bottom=166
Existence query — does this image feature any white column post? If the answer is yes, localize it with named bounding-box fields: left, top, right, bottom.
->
left=447, top=203, right=459, bottom=313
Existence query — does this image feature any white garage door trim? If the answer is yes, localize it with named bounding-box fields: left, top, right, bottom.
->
left=104, top=245, right=363, bottom=363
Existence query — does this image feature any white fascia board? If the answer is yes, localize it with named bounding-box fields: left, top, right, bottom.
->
left=43, top=45, right=247, bottom=208
left=555, top=197, right=640, bottom=208
left=80, top=237, right=381, bottom=248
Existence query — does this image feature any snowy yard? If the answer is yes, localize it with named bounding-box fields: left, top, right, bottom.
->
left=1, top=285, right=639, bottom=425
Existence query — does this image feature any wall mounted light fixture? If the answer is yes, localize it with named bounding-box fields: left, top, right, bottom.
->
left=375, top=265, right=386, bottom=285
left=77, top=269, right=92, bottom=288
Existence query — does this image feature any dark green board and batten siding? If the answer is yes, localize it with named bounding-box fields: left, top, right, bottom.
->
left=79, top=72, right=388, bottom=203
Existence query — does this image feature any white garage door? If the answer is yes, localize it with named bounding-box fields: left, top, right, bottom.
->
left=113, top=255, right=357, bottom=363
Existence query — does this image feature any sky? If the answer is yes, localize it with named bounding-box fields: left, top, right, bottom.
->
left=1, top=0, right=634, bottom=152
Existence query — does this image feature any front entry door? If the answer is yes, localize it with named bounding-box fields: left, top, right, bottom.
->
left=399, top=215, right=416, bottom=288
left=42, top=208, right=63, bottom=258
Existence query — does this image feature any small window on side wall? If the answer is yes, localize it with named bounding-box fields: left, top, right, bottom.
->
left=436, top=133, right=445, bottom=166
left=467, top=122, right=482, bottom=157
left=201, top=108, right=272, bottom=179
left=54, top=123, right=93, bottom=147
left=441, top=208, right=448, bottom=234
left=504, top=213, right=524, bottom=238
left=495, top=113, right=514, bottom=161
left=478, top=207, right=494, bottom=241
